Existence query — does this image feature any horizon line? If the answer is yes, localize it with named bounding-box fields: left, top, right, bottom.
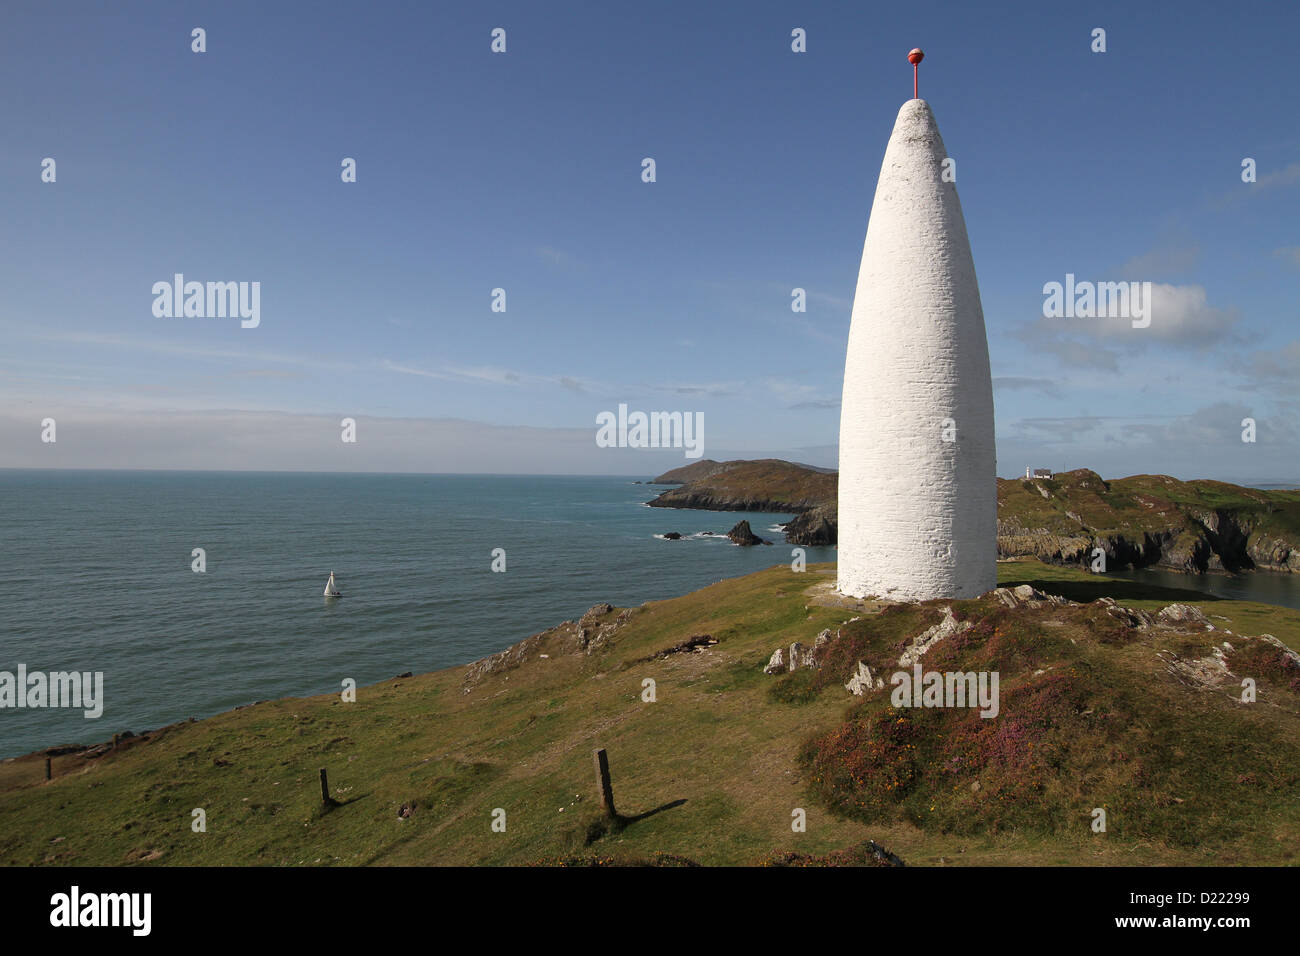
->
left=1, top=464, right=1296, bottom=489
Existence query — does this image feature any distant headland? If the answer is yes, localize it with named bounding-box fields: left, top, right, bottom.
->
left=645, top=459, right=1300, bottom=574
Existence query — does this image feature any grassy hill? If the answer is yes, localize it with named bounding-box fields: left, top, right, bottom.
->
left=647, top=459, right=837, bottom=513
left=650, top=459, right=835, bottom=487
left=647, top=459, right=731, bottom=485
left=2, top=560, right=1298, bottom=866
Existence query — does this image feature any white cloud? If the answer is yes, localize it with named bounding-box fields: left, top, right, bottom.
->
left=1013, top=282, right=1241, bottom=370
left=992, top=376, right=1061, bottom=398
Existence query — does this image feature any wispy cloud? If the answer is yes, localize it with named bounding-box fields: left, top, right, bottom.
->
left=1258, top=161, right=1300, bottom=190
left=1117, top=243, right=1201, bottom=279
left=537, top=245, right=584, bottom=269
left=655, top=382, right=737, bottom=397
left=763, top=378, right=840, bottom=410
left=1230, top=340, right=1300, bottom=395
left=1213, top=160, right=1300, bottom=207
left=382, top=360, right=525, bottom=386
left=382, top=359, right=602, bottom=393
left=1008, top=325, right=1120, bottom=371
left=993, top=376, right=1061, bottom=398
left=1002, top=403, right=1293, bottom=451
left=807, top=289, right=852, bottom=311
left=1004, top=415, right=1112, bottom=443
left=13, top=327, right=356, bottom=372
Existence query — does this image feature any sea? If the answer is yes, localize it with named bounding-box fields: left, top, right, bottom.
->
left=0, top=470, right=834, bottom=758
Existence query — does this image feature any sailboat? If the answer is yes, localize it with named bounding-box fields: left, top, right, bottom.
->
left=323, top=571, right=342, bottom=598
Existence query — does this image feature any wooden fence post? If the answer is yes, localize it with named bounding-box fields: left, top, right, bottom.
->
left=593, top=748, right=617, bottom=819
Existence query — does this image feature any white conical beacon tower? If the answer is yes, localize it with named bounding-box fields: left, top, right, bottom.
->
left=837, top=50, right=996, bottom=601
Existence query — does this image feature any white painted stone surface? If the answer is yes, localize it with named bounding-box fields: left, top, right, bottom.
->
left=837, top=99, right=996, bottom=600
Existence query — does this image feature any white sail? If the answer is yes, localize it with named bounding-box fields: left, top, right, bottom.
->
left=323, top=572, right=340, bottom=597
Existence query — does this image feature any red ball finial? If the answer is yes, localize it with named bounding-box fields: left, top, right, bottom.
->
left=908, top=48, right=924, bottom=99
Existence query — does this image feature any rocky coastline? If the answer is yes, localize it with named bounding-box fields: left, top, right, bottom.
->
left=645, top=460, right=1300, bottom=574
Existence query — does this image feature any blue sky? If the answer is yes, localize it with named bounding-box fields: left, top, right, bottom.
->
left=2, top=0, right=1297, bottom=481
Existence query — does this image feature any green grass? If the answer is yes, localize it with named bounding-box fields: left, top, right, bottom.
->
left=2, top=560, right=1298, bottom=867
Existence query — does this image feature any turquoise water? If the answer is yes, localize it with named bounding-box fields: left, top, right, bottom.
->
left=0, top=470, right=830, bottom=757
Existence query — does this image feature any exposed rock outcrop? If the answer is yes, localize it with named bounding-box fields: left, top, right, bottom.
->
left=1260, top=634, right=1300, bottom=670
left=783, top=504, right=837, bottom=546
left=845, top=661, right=885, bottom=696
left=1094, top=597, right=1156, bottom=629
left=463, top=604, right=634, bottom=691
left=764, top=628, right=835, bottom=674
left=726, top=521, right=770, bottom=546
left=898, top=607, right=971, bottom=667
left=1159, top=644, right=1235, bottom=691
left=578, top=604, right=631, bottom=655
left=991, top=585, right=1075, bottom=608
left=1157, top=604, right=1214, bottom=629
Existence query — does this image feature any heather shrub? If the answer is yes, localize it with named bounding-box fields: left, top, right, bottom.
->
left=1227, top=637, right=1300, bottom=695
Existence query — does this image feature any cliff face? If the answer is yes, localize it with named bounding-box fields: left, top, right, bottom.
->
left=645, top=460, right=1300, bottom=573
left=997, top=470, right=1300, bottom=574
